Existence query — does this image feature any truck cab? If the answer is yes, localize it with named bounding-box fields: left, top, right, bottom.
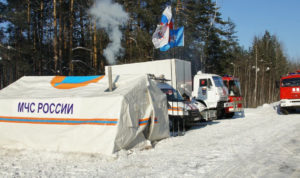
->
left=279, top=71, right=300, bottom=114
left=222, top=75, right=243, bottom=118
left=192, top=71, right=229, bottom=119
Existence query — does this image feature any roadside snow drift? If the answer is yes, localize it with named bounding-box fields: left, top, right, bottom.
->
left=0, top=74, right=169, bottom=155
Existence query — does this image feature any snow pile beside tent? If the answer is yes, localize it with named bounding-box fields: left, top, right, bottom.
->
left=0, top=74, right=169, bottom=155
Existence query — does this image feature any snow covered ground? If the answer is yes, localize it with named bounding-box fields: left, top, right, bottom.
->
left=1, top=103, right=300, bottom=177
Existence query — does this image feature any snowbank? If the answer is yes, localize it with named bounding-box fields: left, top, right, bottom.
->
left=0, top=104, right=299, bottom=177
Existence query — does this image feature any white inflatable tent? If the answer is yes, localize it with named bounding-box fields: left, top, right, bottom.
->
left=0, top=74, right=169, bottom=155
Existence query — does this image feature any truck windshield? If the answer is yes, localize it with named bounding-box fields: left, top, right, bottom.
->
left=161, top=89, right=184, bottom=102
left=228, top=80, right=241, bottom=96
left=212, top=76, right=224, bottom=87
left=281, top=78, right=300, bottom=87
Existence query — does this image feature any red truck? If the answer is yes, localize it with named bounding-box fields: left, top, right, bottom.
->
left=222, top=75, right=243, bottom=118
left=279, top=71, right=300, bottom=114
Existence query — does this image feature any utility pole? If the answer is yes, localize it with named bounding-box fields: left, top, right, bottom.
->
left=254, top=44, right=258, bottom=107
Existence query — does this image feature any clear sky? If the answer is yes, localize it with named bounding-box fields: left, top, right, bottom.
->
left=219, top=0, right=300, bottom=61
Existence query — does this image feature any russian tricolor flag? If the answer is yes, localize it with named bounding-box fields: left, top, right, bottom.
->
left=152, top=6, right=172, bottom=49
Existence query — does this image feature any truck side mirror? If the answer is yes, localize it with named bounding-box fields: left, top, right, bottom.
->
left=182, top=93, right=190, bottom=101
left=207, top=79, right=213, bottom=89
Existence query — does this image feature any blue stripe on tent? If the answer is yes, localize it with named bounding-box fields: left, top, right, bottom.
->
left=55, top=76, right=101, bottom=86
left=139, top=120, right=149, bottom=124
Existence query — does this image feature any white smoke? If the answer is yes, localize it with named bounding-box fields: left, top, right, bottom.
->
left=89, top=0, right=129, bottom=64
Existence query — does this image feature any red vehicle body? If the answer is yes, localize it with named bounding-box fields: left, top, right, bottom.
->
left=222, top=76, right=243, bottom=117
left=279, top=71, right=300, bottom=114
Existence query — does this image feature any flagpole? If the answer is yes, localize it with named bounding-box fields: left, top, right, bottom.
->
left=173, top=3, right=179, bottom=134
left=175, top=0, right=181, bottom=60
left=176, top=0, right=187, bottom=134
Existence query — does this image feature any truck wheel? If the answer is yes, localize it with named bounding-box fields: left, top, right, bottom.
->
left=217, top=109, right=225, bottom=119
left=288, top=108, right=296, bottom=113
left=199, top=114, right=207, bottom=122
left=183, top=119, right=192, bottom=130
left=225, top=113, right=235, bottom=118
left=185, top=125, right=192, bottom=130
left=280, top=107, right=289, bottom=115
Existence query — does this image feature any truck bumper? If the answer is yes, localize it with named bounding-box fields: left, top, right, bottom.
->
left=280, top=99, right=300, bottom=108
left=169, top=110, right=201, bottom=122
left=224, top=101, right=243, bottom=113
left=200, top=109, right=217, bottom=121
left=187, top=110, right=201, bottom=122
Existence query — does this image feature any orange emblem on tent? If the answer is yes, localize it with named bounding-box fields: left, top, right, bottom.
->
left=51, top=76, right=104, bottom=89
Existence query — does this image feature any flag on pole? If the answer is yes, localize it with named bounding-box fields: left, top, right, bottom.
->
left=160, top=6, right=172, bottom=25
left=152, top=6, right=172, bottom=49
left=160, top=26, right=184, bottom=51
left=152, top=24, right=170, bottom=49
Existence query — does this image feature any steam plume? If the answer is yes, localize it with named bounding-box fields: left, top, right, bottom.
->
left=89, top=0, right=129, bottom=64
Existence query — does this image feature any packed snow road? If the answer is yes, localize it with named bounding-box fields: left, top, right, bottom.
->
left=0, top=103, right=300, bottom=177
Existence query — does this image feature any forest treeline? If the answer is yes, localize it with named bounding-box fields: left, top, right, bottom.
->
left=0, top=0, right=299, bottom=107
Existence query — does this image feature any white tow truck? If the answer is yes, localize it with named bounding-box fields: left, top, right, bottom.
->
left=192, top=71, right=229, bottom=119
